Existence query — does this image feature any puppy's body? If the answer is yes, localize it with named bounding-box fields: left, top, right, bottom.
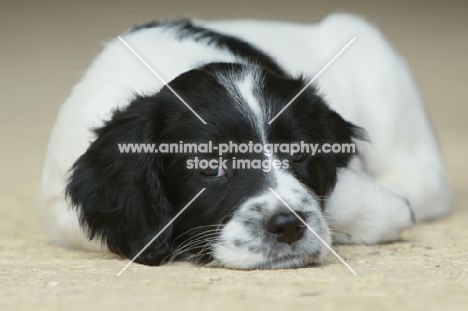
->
left=40, top=14, right=451, bottom=269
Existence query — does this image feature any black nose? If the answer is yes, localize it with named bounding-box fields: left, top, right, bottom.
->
left=265, top=211, right=307, bottom=244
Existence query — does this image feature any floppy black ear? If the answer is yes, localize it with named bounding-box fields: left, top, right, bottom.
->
left=309, top=106, right=366, bottom=199
left=66, top=96, right=173, bottom=265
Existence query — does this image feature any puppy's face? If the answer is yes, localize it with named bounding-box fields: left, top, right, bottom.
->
left=67, top=63, right=360, bottom=269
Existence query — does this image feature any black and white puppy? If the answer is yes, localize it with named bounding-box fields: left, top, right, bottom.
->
left=40, top=14, right=451, bottom=269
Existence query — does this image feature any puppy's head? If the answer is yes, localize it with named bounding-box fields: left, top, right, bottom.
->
left=66, top=63, right=362, bottom=268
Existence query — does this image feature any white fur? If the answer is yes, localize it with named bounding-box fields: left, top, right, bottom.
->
left=211, top=169, right=330, bottom=269
left=40, top=14, right=451, bottom=265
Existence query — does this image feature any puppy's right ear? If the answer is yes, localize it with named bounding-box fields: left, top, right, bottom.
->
left=66, top=95, right=173, bottom=265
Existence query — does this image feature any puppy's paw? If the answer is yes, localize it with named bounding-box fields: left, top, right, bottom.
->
left=328, top=194, right=414, bottom=245
left=360, top=194, right=414, bottom=244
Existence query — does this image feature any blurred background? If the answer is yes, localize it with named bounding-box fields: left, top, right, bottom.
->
left=2, top=0, right=467, bottom=239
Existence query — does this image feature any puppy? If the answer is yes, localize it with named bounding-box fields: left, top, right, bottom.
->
left=40, top=14, right=451, bottom=269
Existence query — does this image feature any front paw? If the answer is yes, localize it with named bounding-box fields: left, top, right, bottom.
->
left=328, top=195, right=414, bottom=245
left=361, top=195, right=414, bottom=244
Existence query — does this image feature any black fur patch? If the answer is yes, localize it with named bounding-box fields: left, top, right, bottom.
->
left=131, top=19, right=287, bottom=77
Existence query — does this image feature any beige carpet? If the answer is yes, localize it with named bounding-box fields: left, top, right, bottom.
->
left=1, top=0, right=467, bottom=310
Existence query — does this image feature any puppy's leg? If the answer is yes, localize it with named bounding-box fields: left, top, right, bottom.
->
left=324, top=168, right=414, bottom=244
left=316, top=13, right=452, bottom=241
left=375, top=158, right=452, bottom=223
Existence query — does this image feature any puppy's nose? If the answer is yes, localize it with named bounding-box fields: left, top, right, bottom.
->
left=265, top=211, right=306, bottom=244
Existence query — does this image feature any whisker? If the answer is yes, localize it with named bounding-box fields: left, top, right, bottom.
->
left=171, top=234, right=219, bottom=257
left=167, top=230, right=222, bottom=264
left=173, top=224, right=224, bottom=242
left=169, top=238, right=218, bottom=264
left=163, top=211, right=235, bottom=265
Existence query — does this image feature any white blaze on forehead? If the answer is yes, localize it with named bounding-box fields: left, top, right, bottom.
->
left=235, top=72, right=266, bottom=142
left=236, top=73, right=263, bottom=120
left=215, top=69, right=267, bottom=142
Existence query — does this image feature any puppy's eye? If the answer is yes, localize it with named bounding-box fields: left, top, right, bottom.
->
left=200, top=166, right=226, bottom=178
left=291, top=152, right=307, bottom=163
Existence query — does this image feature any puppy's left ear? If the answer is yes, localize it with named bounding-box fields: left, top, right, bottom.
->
left=66, top=96, right=173, bottom=265
left=313, top=107, right=366, bottom=198
left=328, top=109, right=365, bottom=167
